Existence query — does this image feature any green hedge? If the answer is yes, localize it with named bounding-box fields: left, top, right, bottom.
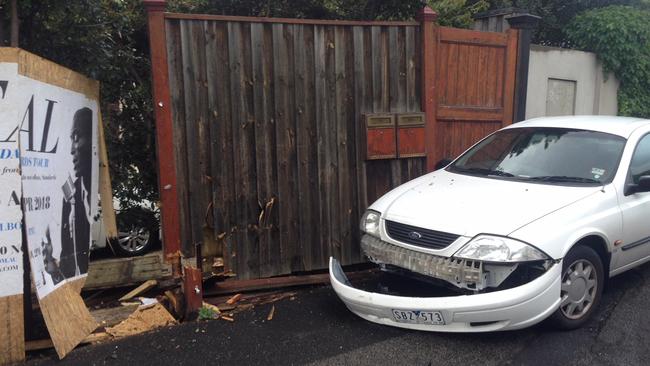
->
left=566, top=6, right=650, bottom=118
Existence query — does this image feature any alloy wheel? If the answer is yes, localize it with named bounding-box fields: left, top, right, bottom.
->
left=117, top=226, right=151, bottom=254
left=560, top=259, right=597, bottom=320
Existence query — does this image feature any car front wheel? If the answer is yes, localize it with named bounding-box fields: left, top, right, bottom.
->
left=549, top=245, right=604, bottom=330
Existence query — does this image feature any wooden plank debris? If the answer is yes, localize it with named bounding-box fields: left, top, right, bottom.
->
left=92, top=305, right=140, bottom=329
left=118, top=280, right=158, bottom=302
left=84, top=251, right=171, bottom=290
left=225, top=293, right=242, bottom=305
left=267, top=305, right=275, bottom=321
left=164, top=290, right=182, bottom=316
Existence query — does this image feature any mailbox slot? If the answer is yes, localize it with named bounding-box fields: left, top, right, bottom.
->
left=396, top=113, right=426, bottom=158
left=364, top=114, right=396, bottom=160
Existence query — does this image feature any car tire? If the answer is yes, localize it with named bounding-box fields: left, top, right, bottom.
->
left=548, top=245, right=604, bottom=330
left=113, top=208, right=159, bottom=257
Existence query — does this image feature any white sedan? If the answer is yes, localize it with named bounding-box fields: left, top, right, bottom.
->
left=330, top=116, right=650, bottom=332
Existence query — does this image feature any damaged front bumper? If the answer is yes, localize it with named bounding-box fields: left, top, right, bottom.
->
left=329, top=256, right=561, bottom=332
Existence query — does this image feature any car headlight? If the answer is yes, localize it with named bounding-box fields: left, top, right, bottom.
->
left=360, top=210, right=381, bottom=237
left=454, top=235, right=549, bottom=263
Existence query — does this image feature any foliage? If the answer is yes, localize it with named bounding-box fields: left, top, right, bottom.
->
left=168, top=0, right=488, bottom=24
left=198, top=305, right=218, bottom=320
left=566, top=5, right=650, bottom=118
left=428, top=0, right=489, bottom=28
left=487, top=0, right=643, bottom=46
left=7, top=0, right=158, bottom=208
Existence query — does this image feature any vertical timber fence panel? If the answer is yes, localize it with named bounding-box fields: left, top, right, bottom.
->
left=163, top=15, right=423, bottom=279
left=149, top=8, right=519, bottom=280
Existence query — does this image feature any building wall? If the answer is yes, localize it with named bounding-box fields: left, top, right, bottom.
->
left=526, top=45, right=619, bottom=119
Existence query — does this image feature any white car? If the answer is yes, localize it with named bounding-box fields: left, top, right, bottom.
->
left=330, top=116, right=650, bottom=332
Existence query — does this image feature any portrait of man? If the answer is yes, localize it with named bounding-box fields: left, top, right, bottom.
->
left=43, top=107, right=93, bottom=284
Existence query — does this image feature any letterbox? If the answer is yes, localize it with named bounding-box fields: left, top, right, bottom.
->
left=396, top=113, right=426, bottom=158
left=364, top=113, right=396, bottom=160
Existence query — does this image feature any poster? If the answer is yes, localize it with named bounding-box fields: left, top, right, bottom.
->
left=14, top=72, right=99, bottom=299
left=0, top=62, right=24, bottom=298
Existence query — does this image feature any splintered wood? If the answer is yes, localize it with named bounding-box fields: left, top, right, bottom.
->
left=0, top=295, right=24, bottom=365
left=106, top=303, right=177, bottom=338
left=119, top=280, right=158, bottom=302
left=226, top=293, right=242, bottom=305
left=38, top=279, right=98, bottom=359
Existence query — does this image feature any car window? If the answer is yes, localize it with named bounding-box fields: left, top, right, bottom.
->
left=629, top=134, right=650, bottom=184
left=449, top=127, right=626, bottom=185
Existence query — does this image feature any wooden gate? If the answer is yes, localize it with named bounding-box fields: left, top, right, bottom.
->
left=422, top=24, right=518, bottom=169
left=143, top=2, right=522, bottom=280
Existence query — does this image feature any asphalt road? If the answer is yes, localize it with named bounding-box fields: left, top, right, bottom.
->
left=27, top=262, right=650, bottom=366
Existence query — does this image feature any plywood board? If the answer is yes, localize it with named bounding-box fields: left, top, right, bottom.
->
left=1, top=47, right=101, bottom=359
left=0, top=295, right=24, bottom=365
left=0, top=58, right=25, bottom=365
left=0, top=48, right=99, bottom=100
left=39, top=279, right=97, bottom=359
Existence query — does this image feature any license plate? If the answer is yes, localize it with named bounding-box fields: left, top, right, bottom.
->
left=392, top=309, right=445, bottom=325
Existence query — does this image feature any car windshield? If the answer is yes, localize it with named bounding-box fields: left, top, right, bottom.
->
left=448, top=127, right=626, bottom=185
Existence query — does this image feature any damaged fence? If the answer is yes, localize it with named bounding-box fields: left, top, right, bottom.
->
left=144, top=1, right=524, bottom=280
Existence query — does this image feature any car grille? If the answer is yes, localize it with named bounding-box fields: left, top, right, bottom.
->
left=385, top=220, right=459, bottom=250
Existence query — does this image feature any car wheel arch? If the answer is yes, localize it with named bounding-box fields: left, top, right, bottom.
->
left=565, top=234, right=611, bottom=279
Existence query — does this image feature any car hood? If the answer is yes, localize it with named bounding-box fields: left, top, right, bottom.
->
left=379, top=171, right=602, bottom=237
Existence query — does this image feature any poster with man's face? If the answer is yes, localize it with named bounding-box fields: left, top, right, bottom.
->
left=0, top=63, right=24, bottom=298
left=7, top=71, right=99, bottom=299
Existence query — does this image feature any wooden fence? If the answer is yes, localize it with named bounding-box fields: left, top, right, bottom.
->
left=143, top=2, right=523, bottom=279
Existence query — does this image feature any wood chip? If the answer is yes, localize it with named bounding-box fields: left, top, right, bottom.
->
left=267, top=305, right=275, bottom=321
left=215, top=303, right=236, bottom=312
left=118, top=280, right=158, bottom=302
left=106, top=303, right=177, bottom=338
left=226, top=293, right=242, bottom=305
left=220, top=315, right=234, bottom=322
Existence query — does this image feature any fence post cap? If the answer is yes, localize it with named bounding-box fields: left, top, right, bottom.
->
left=143, top=0, right=166, bottom=12
left=417, top=6, right=438, bottom=22
left=505, top=13, right=541, bottom=29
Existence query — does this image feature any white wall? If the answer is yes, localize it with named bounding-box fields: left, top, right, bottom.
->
left=526, top=45, right=619, bottom=119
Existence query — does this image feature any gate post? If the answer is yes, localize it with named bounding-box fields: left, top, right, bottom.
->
left=417, top=6, right=439, bottom=172
left=507, top=13, right=540, bottom=122
left=143, top=0, right=182, bottom=273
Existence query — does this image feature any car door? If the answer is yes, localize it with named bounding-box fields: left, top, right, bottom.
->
left=616, top=132, right=650, bottom=270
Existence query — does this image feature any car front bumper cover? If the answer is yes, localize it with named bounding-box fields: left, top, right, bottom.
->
left=329, top=256, right=561, bottom=332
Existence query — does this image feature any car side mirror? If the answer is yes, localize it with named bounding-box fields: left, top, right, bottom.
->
left=434, top=158, right=453, bottom=171
left=625, top=175, right=650, bottom=196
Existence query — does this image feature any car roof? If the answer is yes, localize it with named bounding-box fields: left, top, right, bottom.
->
left=503, top=115, right=650, bottom=138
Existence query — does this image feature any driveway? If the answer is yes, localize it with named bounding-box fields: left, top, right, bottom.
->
left=27, top=262, right=650, bottom=366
